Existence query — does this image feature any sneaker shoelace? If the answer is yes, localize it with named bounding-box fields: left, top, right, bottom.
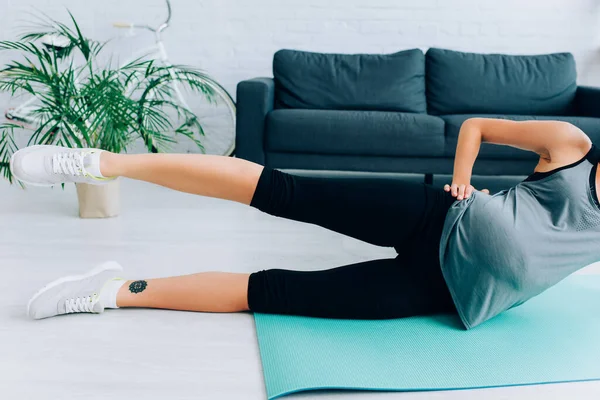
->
left=65, top=294, right=98, bottom=314
left=52, top=152, right=88, bottom=176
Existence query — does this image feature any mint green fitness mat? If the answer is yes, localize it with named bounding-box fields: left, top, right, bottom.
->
left=253, top=275, right=600, bottom=399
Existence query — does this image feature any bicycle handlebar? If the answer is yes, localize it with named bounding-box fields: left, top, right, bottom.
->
left=112, top=0, right=172, bottom=33
left=113, top=22, right=133, bottom=29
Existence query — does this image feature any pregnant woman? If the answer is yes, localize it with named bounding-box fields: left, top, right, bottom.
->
left=11, top=118, right=600, bottom=329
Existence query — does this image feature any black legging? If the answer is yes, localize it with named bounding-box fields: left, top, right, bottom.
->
left=247, top=168, right=458, bottom=320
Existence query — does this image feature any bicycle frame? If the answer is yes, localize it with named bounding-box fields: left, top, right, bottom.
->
left=113, top=0, right=192, bottom=110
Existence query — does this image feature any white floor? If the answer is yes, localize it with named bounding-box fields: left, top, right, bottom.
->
left=1, top=176, right=600, bottom=400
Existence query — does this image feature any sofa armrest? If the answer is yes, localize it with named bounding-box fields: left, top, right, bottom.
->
left=574, top=86, right=600, bottom=118
left=235, top=78, right=275, bottom=165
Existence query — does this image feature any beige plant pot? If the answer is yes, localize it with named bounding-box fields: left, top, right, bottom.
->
left=75, top=180, right=120, bottom=219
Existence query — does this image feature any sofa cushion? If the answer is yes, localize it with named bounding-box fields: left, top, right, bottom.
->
left=442, top=114, right=600, bottom=159
left=273, top=48, right=426, bottom=113
left=265, top=109, right=445, bottom=157
left=427, top=48, right=577, bottom=115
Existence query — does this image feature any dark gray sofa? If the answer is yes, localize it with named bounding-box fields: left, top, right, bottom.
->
left=235, top=48, right=600, bottom=180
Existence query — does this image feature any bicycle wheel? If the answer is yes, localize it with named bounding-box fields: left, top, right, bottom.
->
left=170, top=76, right=236, bottom=156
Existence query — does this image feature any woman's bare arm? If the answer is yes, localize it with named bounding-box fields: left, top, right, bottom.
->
left=448, top=118, right=592, bottom=200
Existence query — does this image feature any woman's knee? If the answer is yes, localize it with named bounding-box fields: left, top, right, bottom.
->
left=249, top=168, right=296, bottom=216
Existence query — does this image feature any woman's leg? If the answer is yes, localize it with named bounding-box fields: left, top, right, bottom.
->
left=249, top=167, right=455, bottom=250
left=13, top=146, right=454, bottom=249
left=247, top=256, right=456, bottom=319
left=99, top=152, right=455, bottom=250
left=113, top=253, right=455, bottom=320
left=116, top=272, right=251, bottom=312
left=28, top=254, right=455, bottom=320
left=100, top=152, right=264, bottom=205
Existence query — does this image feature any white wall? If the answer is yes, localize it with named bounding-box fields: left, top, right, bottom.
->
left=1, top=0, right=600, bottom=100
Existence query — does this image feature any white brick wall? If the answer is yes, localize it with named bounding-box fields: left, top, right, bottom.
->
left=1, top=0, right=599, bottom=100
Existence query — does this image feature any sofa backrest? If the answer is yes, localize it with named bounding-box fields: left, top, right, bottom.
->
left=426, top=48, right=577, bottom=115
left=273, top=48, right=426, bottom=113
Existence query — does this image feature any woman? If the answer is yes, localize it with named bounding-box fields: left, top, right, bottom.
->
left=11, top=118, right=600, bottom=329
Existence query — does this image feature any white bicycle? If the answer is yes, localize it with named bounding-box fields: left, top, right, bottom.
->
left=5, top=0, right=237, bottom=156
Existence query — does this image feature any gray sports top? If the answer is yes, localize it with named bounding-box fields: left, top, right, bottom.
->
left=439, top=145, right=600, bottom=329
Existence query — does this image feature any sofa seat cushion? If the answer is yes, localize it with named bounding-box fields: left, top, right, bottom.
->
left=265, top=109, right=445, bottom=157
left=426, top=48, right=577, bottom=115
left=273, top=48, right=426, bottom=113
left=442, top=114, right=600, bottom=159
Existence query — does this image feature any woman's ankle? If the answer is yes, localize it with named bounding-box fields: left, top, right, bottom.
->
left=99, top=151, right=121, bottom=178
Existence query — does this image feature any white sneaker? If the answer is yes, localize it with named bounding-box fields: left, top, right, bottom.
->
left=27, top=261, right=124, bottom=320
left=10, top=145, right=115, bottom=187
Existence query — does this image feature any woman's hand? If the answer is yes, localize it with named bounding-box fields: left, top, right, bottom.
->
left=444, top=183, right=490, bottom=200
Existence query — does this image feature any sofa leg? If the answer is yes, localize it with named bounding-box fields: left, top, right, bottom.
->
left=424, top=173, right=434, bottom=185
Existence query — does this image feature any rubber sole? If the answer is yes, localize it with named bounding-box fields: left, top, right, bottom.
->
left=27, top=261, right=123, bottom=319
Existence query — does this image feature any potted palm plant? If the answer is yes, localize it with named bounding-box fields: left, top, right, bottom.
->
left=0, top=13, right=213, bottom=218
